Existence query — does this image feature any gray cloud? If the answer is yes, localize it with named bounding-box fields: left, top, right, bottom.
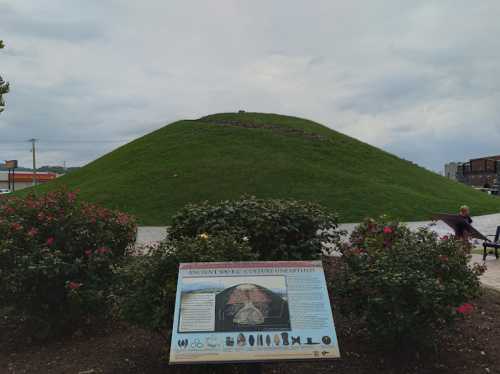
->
left=1, top=0, right=500, bottom=172
left=0, top=2, right=104, bottom=42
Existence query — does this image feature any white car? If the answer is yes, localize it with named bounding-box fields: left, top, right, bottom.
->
left=0, top=188, right=11, bottom=195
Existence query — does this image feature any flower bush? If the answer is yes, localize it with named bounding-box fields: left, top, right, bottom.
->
left=0, top=190, right=137, bottom=338
left=169, top=196, right=342, bottom=260
left=115, top=231, right=256, bottom=333
left=334, top=217, right=486, bottom=345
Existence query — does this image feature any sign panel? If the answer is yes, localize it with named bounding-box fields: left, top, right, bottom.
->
left=4, top=160, right=18, bottom=169
left=169, top=261, right=340, bottom=364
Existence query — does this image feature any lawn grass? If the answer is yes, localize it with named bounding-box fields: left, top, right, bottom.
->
left=22, top=112, right=500, bottom=225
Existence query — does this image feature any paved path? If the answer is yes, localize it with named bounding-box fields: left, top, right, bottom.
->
left=136, top=226, right=166, bottom=246
left=137, top=213, right=500, bottom=291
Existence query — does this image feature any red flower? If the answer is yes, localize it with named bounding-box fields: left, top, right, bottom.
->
left=383, top=226, right=393, bottom=234
left=438, top=255, right=449, bottom=262
left=441, top=235, right=449, bottom=241
left=67, top=281, right=82, bottom=290
left=84, top=249, right=92, bottom=257
left=10, top=222, right=23, bottom=231
left=3, top=206, right=15, bottom=215
left=456, top=303, right=474, bottom=315
left=96, top=247, right=111, bottom=255
left=351, top=248, right=362, bottom=255
left=46, top=237, right=55, bottom=246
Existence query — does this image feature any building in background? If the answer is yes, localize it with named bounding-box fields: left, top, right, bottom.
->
left=0, top=171, right=58, bottom=191
left=444, top=162, right=459, bottom=181
left=445, top=155, right=500, bottom=189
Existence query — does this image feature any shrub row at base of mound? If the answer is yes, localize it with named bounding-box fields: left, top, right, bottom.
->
left=0, top=191, right=485, bottom=350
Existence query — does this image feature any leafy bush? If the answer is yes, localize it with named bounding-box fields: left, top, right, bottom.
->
left=170, top=196, right=342, bottom=260
left=118, top=197, right=343, bottom=334
left=116, top=232, right=256, bottom=333
left=334, top=217, right=486, bottom=345
left=0, top=190, right=137, bottom=338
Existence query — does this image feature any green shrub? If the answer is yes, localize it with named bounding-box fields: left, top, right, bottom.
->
left=170, top=196, right=342, bottom=260
left=115, top=232, right=256, bottom=333
left=334, top=217, right=486, bottom=345
left=118, top=197, right=343, bottom=334
left=0, top=190, right=137, bottom=338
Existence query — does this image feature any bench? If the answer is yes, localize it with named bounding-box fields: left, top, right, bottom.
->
left=482, top=226, right=500, bottom=261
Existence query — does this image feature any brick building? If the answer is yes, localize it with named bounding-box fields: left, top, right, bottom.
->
left=453, top=155, right=500, bottom=187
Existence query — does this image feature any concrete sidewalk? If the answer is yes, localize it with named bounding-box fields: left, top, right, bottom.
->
left=472, top=254, right=500, bottom=291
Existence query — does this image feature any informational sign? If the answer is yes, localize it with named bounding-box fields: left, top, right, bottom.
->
left=169, top=261, right=340, bottom=364
left=2, top=160, right=18, bottom=169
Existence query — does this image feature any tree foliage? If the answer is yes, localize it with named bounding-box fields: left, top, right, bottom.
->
left=0, top=40, right=10, bottom=113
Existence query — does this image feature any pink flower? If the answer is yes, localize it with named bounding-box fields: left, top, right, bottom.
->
left=441, top=235, right=449, bottom=241
left=456, top=303, right=474, bottom=315
left=117, top=213, right=129, bottom=225
left=67, top=281, right=82, bottom=290
left=46, top=237, right=55, bottom=246
left=27, top=228, right=38, bottom=237
left=67, top=191, right=77, bottom=202
left=84, top=249, right=92, bottom=257
left=383, top=226, right=393, bottom=234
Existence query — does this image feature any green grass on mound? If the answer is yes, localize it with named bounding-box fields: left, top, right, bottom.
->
left=23, top=112, right=500, bottom=225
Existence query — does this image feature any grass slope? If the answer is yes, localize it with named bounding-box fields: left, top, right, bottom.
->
left=28, top=112, right=500, bottom=225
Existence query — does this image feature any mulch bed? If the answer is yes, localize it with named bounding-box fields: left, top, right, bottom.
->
left=1, top=259, right=499, bottom=374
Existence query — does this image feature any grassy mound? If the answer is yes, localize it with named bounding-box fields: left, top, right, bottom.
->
left=27, top=112, right=500, bottom=225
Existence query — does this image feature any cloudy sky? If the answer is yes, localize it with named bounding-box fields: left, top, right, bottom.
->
left=1, top=1, right=500, bottom=172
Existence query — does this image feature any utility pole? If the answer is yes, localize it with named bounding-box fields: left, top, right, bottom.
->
left=29, top=138, right=37, bottom=186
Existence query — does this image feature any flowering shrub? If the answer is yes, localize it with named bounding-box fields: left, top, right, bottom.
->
left=334, top=217, right=485, bottom=344
left=170, top=196, right=342, bottom=260
left=115, top=232, right=256, bottom=332
left=0, top=190, right=137, bottom=338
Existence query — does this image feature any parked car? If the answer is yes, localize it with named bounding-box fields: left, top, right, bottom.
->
left=0, top=188, right=11, bottom=195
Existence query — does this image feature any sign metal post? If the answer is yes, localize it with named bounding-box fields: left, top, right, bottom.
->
left=3, top=160, right=17, bottom=192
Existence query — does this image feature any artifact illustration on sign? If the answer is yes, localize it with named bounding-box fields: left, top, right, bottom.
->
left=215, top=279, right=290, bottom=332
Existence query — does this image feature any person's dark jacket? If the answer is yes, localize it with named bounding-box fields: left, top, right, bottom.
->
left=455, top=215, right=473, bottom=238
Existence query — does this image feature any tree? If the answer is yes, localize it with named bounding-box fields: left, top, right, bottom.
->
left=0, top=40, right=10, bottom=113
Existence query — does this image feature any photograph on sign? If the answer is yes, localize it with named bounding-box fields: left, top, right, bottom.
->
left=170, top=261, right=340, bottom=364
left=179, top=275, right=291, bottom=333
